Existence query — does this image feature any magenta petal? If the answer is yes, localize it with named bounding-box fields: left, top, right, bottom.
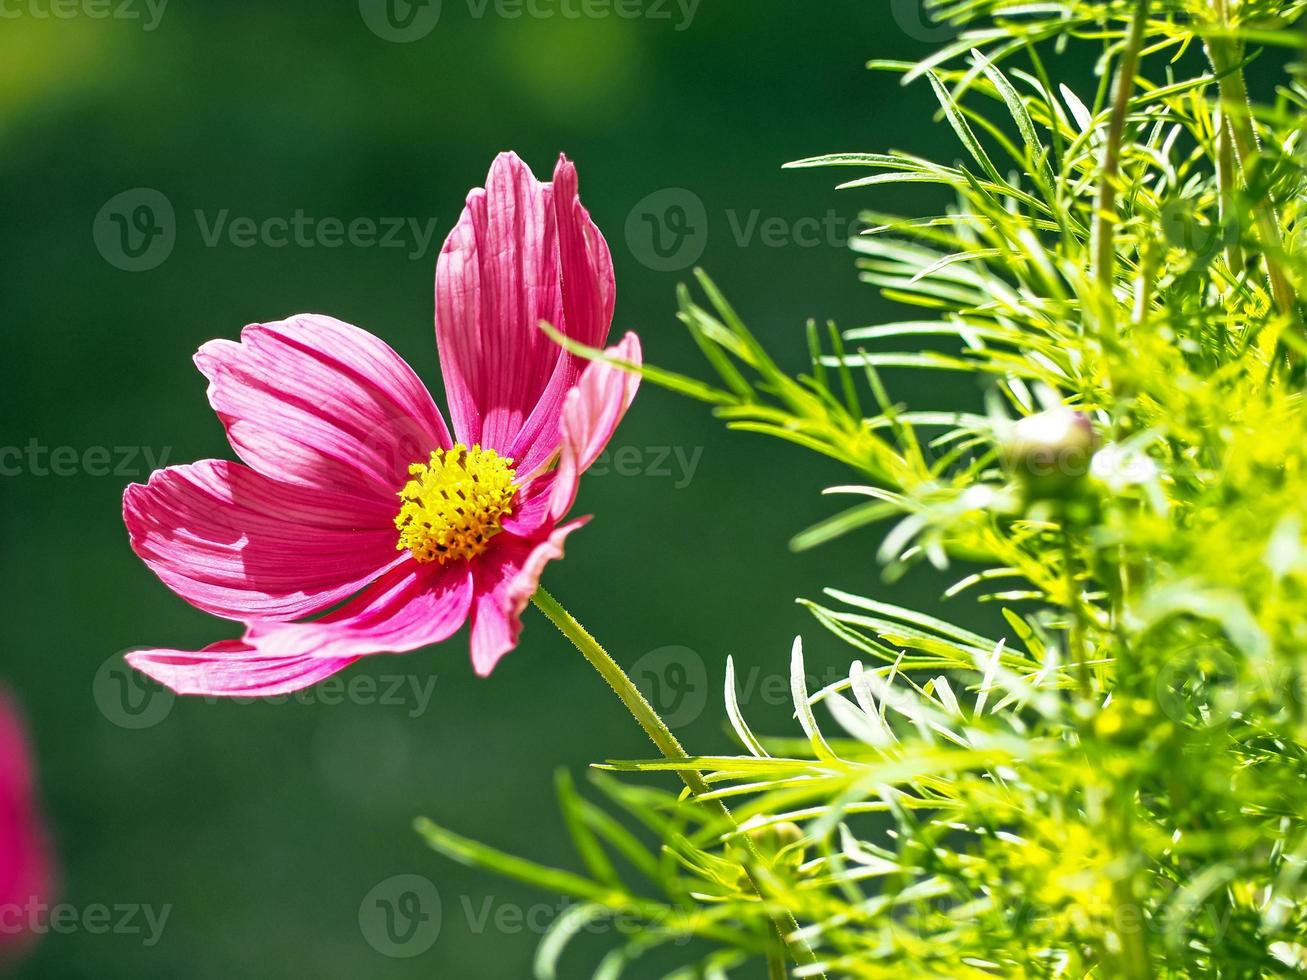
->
left=0, top=692, right=53, bottom=956
left=468, top=519, right=588, bottom=677
left=127, top=563, right=472, bottom=698
left=507, top=155, right=618, bottom=474
left=197, top=314, right=452, bottom=501
left=435, top=153, right=615, bottom=469
left=550, top=332, right=642, bottom=521
left=435, top=152, right=561, bottom=451
left=244, top=559, right=473, bottom=662
left=124, top=460, right=403, bottom=622
left=500, top=472, right=557, bottom=538
left=553, top=156, right=618, bottom=358
left=126, top=641, right=360, bottom=697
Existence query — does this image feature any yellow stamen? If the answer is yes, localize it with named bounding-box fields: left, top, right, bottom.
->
left=394, top=443, right=518, bottom=564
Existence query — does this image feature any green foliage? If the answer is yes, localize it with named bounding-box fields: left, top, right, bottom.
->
left=419, top=0, right=1307, bottom=975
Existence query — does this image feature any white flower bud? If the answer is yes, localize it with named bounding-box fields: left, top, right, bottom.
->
left=1002, top=408, right=1099, bottom=501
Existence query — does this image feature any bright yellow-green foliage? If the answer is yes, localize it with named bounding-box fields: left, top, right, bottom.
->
left=417, top=1, right=1307, bottom=976
left=394, top=443, right=517, bottom=564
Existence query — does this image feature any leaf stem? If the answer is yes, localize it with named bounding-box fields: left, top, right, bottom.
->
left=531, top=587, right=821, bottom=978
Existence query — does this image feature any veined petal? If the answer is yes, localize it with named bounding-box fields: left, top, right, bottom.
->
left=245, top=559, right=473, bottom=662
left=126, top=563, right=472, bottom=698
left=197, top=314, right=451, bottom=501
left=124, top=460, right=402, bottom=622
left=125, top=641, right=360, bottom=698
left=469, top=519, right=588, bottom=677
left=435, top=152, right=561, bottom=451
left=435, top=153, right=614, bottom=468
left=507, top=156, right=617, bottom=474
left=549, top=333, right=642, bottom=521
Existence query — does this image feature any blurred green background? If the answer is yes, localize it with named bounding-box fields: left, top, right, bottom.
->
left=1, top=2, right=979, bottom=976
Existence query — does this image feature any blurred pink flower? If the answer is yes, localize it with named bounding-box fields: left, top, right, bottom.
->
left=0, top=691, right=53, bottom=961
left=123, top=153, right=640, bottom=694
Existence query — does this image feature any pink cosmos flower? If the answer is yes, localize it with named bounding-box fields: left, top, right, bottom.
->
left=123, top=153, right=641, bottom=695
left=0, top=690, right=53, bottom=959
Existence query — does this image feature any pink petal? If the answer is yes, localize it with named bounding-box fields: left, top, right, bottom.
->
left=0, top=691, right=53, bottom=953
left=499, top=472, right=557, bottom=538
left=507, top=156, right=618, bottom=474
left=124, top=460, right=403, bottom=622
left=126, top=563, right=473, bottom=698
left=549, top=332, right=642, bottom=521
left=126, top=641, right=360, bottom=697
left=197, top=314, right=452, bottom=502
left=468, top=519, right=588, bottom=677
left=435, top=153, right=614, bottom=471
left=244, top=559, right=473, bottom=662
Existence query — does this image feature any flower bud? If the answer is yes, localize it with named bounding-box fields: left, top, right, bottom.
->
left=1002, top=408, right=1099, bottom=502
left=746, top=821, right=806, bottom=870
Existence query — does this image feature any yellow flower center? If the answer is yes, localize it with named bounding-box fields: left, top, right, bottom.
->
left=394, top=444, right=518, bottom=564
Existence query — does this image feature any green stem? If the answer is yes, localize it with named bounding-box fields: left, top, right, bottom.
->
left=1064, top=530, right=1092, bottom=698
left=531, top=587, right=821, bottom=978
left=1213, top=104, right=1245, bottom=276
left=1110, top=784, right=1152, bottom=980
left=1205, top=4, right=1300, bottom=329
left=532, top=588, right=709, bottom=793
left=1091, top=0, right=1151, bottom=305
